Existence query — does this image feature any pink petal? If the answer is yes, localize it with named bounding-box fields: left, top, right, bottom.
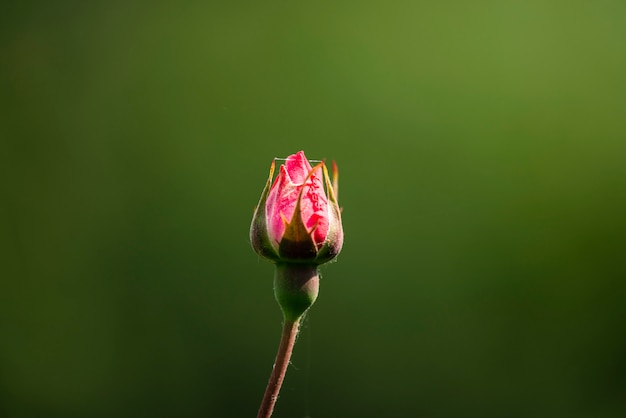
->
left=285, top=151, right=313, bottom=185
left=265, top=151, right=330, bottom=249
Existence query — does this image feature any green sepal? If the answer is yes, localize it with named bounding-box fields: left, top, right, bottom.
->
left=250, top=160, right=281, bottom=262
left=278, top=183, right=318, bottom=262
left=314, top=163, right=344, bottom=264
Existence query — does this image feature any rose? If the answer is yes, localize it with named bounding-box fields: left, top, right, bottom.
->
left=250, top=151, right=343, bottom=265
left=250, top=151, right=345, bottom=416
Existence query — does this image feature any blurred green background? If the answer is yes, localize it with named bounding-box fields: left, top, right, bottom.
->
left=2, top=0, right=626, bottom=417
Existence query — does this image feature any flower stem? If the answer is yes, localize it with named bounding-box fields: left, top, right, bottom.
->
left=257, top=265, right=319, bottom=417
left=256, top=319, right=300, bottom=418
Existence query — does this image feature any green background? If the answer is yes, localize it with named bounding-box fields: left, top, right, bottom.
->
left=2, top=1, right=626, bottom=417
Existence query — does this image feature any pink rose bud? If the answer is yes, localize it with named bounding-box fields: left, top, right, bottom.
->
left=250, top=151, right=343, bottom=265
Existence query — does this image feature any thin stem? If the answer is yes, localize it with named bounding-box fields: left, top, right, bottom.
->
left=256, top=319, right=300, bottom=418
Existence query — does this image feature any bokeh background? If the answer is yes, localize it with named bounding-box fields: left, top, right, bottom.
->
left=2, top=1, right=626, bottom=417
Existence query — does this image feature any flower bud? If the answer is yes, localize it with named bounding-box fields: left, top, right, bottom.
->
left=250, top=151, right=343, bottom=265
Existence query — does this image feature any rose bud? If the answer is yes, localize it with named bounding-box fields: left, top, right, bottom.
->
left=250, top=151, right=343, bottom=265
